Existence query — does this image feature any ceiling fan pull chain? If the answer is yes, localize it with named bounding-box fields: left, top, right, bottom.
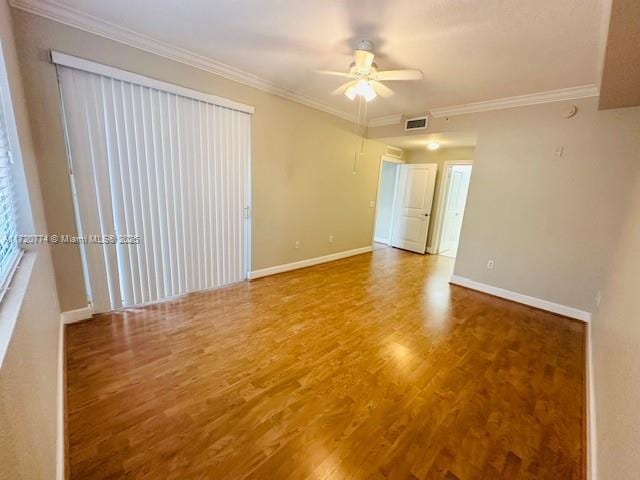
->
left=360, top=99, right=367, bottom=154
left=352, top=97, right=361, bottom=174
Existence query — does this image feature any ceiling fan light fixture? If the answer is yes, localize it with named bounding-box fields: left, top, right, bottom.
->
left=426, top=142, right=440, bottom=151
left=344, top=84, right=357, bottom=101
left=320, top=40, right=422, bottom=107
left=345, top=79, right=377, bottom=102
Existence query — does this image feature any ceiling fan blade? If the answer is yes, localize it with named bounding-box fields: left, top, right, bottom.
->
left=316, top=70, right=354, bottom=78
left=354, top=50, right=374, bottom=69
left=375, top=69, right=423, bottom=81
left=370, top=80, right=394, bottom=98
left=331, top=80, right=356, bottom=95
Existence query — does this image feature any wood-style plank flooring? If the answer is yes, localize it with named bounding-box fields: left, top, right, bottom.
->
left=66, top=248, right=585, bottom=479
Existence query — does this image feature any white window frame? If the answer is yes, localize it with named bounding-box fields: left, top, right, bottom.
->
left=0, top=40, right=36, bottom=367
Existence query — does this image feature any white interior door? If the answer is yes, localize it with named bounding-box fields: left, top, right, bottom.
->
left=440, top=165, right=472, bottom=253
left=391, top=163, right=437, bottom=254
left=374, top=161, right=399, bottom=244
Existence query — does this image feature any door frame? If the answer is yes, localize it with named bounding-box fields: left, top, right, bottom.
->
left=372, top=155, right=404, bottom=246
left=429, top=160, right=473, bottom=255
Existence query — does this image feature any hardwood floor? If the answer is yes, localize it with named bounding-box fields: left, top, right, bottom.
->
left=66, top=248, right=585, bottom=479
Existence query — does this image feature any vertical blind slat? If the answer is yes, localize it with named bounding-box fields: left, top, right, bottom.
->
left=214, top=106, right=222, bottom=286
left=140, top=87, right=162, bottom=301
left=199, top=102, right=207, bottom=291
left=74, top=69, right=113, bottom=311
left=115, top=79, right=140, bottom=306
left=90, top=74, right=122, bottom=309
left=165, top=93, right=180, bottom=295
left=102, top=77, right=129, bottom=308
left=121, top=81, right=144, bottom=305
left=222, top=108, right=230, bottom=284
left=205, top=104, right=214, bottom=288
left=131, top=84, right=153, bottom=304
left=174, top=95, right=188, bottom=294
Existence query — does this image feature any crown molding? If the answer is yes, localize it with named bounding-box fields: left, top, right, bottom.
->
left=367, top=113, right=402, bottom=127
left=430, top=85, right=600, bottom=118
left=367, top=85, right=600, bottom=129
left=10, top=0, right=358, bottom=122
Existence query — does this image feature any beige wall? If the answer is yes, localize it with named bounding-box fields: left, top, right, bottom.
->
left=370, top=99, right=640, bottom=313
left=405, top=146, right=475, bottom=249
left=591, top=166, right=640, bottom=479
left=0, top=1, right=62, bottom=478
left=599, top=0, right=640, bottom=110
left=11, top=9, right=387, bottom=311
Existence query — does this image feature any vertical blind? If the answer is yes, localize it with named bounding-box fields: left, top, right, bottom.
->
left=56, top=60, right=251, bottom=313
left=0, top=77, right=20, bottom=296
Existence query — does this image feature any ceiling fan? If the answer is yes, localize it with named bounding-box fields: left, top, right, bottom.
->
left=318, top=40, right=422, bottom=102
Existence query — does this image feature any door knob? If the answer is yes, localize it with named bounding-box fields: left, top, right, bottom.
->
left=423, top=213, right=430, bottom=217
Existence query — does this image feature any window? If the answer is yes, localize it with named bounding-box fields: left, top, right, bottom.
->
left=0, top=48, right=23, bottom=303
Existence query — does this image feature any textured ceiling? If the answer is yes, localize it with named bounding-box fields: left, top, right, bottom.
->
left=30, top=0, right=608, bottom=118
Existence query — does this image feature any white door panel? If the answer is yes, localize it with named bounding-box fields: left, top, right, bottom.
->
left=406, top=172, right=428, bottom=209
left=391, top=164, right=437, bottom=254
left=440, top=165, right=472, bottom=254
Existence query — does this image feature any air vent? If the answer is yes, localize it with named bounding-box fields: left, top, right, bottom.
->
left=404, top=116, right=428, bottom=131
left=385, top=146, right=403, bottom=159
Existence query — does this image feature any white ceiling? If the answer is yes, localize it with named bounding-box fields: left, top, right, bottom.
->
left=24, top=0, right=608, bottom=118
left=382, top=131, right=478, bottom=150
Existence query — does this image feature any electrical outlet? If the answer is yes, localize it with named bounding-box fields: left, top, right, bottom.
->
left=487, top=260, right=495, bottom=270
left=328, top=235, right=334, bottom=243
left=294, top=240, right=300, bottom=249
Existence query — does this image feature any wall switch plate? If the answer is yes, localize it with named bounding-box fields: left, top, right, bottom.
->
left=328, top=235, right=334, bottom=243
left=487, top=260, right=495, bottom=270
left=554, top=146, right=564, bottom=157
left=294, top=240, right=300, bottom=249
left=369, top=200, right=375, bottom=208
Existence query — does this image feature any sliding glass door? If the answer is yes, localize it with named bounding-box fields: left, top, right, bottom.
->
left=56, top=57, right=251, bottom=313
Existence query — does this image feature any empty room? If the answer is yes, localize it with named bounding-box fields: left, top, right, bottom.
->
left=0, top=1, right=639, bottom=479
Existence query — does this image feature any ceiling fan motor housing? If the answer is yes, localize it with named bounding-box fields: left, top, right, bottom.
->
left=349, top=63, right=377, bottom=78
left=356, top=40, right=375, bottom=52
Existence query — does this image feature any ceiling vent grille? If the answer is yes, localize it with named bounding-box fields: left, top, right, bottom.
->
left=404, top=116, right=429, bottom=131
left=385, top=146, right=403, bottom=159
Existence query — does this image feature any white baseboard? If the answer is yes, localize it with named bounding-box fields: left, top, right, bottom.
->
left=60, top=305, right=93, bottom=324
left=450, top=275, right=592, bottom=322
left=426, top=246, right=438, bottom=254
left=56, top=317, right=65, bottom=480
left=249, top=246, right=373, bottom=280
left=587, top=322, right=597, bottom=480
